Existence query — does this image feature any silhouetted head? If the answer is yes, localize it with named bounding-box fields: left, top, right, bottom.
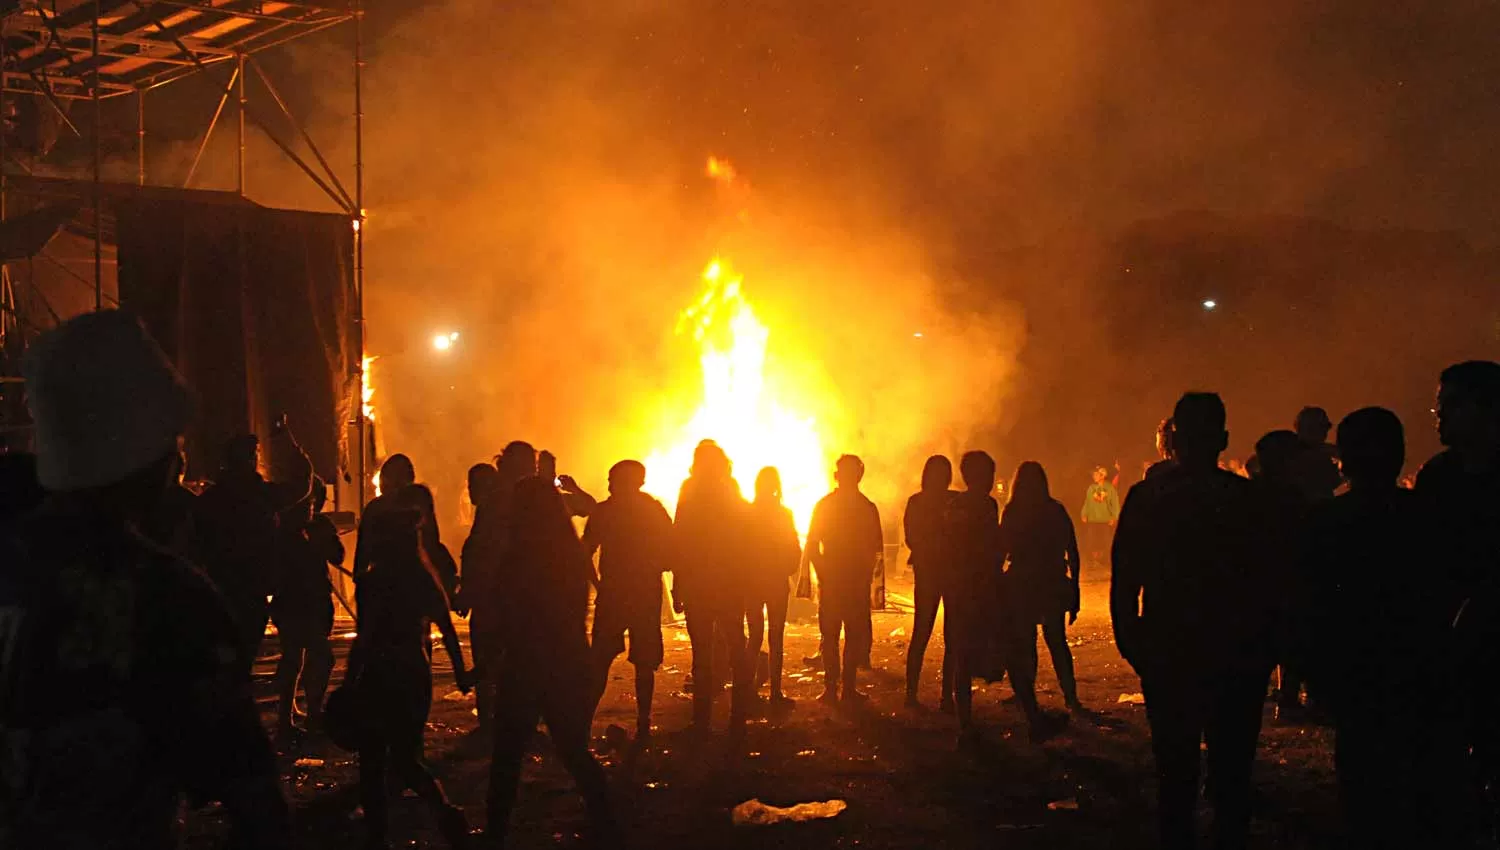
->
left=1008, top=461, right=1050, bottom=506
left=833, top=454, right=865, bottom=491
left=919, top=455, right=952, bottom=493
left=1156, top=417, right=1176, bottom=461
left=1338, top=407, right=1404, bottom=490
left=1252, top=430, right=1301, bottom=482
left=379, top=453, right=416, bottom=493
left=609, top=460, right=647, bottom=495
left=1172, top=392, right=1229, bottom=470
left=497, top=441, right=537, bottom=484
left=468, top=462, right=499, bottom=507
left=959, top=450, right=996, bottom=494
left=1294, top=407, right=1333, bottom=446
left=1436, top=361, right=1500, bottom=455
left=1091, top=465, right=1108, bottom=484
left=537, top=450, right=558, bottom=483
left=755, top=466, right=782, bottom=505
left=222, top=434, right=259, bottom=478
left=690, top=440, right=732, bottom=481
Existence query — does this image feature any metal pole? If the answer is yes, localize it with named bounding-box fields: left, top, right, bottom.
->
left=236, top=52, right=246, bottom=196
left=353, top=0, right=366, bottom=509
left=91, top=0, right=101, bottom=311
left=136, top=88, right=145, bottom=186
left=184, top=65, right=239, bottom=189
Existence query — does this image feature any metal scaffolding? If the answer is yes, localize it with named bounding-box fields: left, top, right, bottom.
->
left=0, top=0, right=367, bottom=500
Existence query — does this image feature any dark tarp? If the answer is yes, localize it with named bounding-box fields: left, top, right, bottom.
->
left=116, top=197, right=356, bottom=489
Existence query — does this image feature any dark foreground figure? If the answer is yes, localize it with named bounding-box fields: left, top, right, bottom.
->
left=0, top=311, right=289, bottom=849
left=805, top=454, right=883, bottom=705
left=1112, top=392, right=1281, bottom=850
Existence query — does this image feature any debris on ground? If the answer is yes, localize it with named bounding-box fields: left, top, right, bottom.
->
left=293, top=758, right=325, bottom=768
left=1116, top=692, right=1146, bottom=704
left=1047, top=798, right=1080, bottom=811
left=731, top=799, right=848, bottom=826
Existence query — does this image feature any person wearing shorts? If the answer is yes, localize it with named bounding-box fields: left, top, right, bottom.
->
left=584, top=460, right=675, bottom=743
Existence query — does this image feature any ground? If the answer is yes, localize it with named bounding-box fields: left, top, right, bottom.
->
left=187, top=579, right=1344, bottom=848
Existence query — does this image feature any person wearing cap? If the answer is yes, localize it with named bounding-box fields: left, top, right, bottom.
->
left=0, top=309, right=290, bottom=849
left=1292, top=406, right=1343, bottom=502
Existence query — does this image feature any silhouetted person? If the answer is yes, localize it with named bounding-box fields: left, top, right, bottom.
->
left=804, top=454, right=883, bottom=705
left=745, top=466, right=802, bottom=709
left=488, top=476, right=614, bottom=844
left=270, top=478, right=343, bottom=738
left=195, top=419, right=312, bottom=674
left=456, top=462, right=500, bottom=617
left=905, top=455, right=955, bottom=709
left=1079, top=465, right=1120, bottom=569
left=673, top=440, right=754, bottom=732
left=356, top=454, right=459, bottom=602
left=462, top=443, right=536, bottom=730
left=348, top=506, right=472, bottom=849
left=1250, top=429, right=1315, bottom=722
left=1306, top=407, right=1466, bottom=849
left=0, top=310, right=289, bottom=848
left=1112, top=392, right=1281, bottom=850
left=999, top=461, right=1083, bottom=712
left=1145, top=416, right=1177, bottom=480
left=585, top=460, right=674, bottom=742
left=1416, top=360, right=1500, bottom=817
left=141, top=445, right=195, bottom=555
left=540, top=448, right=597, bottom=518
left=1293, top=406, right=1343, bottom=502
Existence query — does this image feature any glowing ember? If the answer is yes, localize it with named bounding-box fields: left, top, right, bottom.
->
left=706, top=155, right=737, bottom=184
left=644, top=258, right=828, bottom=534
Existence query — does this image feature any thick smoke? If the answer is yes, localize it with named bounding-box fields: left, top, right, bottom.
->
left=204, top=0, right=1500, bottom=517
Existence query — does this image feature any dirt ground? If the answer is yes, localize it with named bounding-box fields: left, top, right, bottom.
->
left=187, top=579, right=1345, bottom=848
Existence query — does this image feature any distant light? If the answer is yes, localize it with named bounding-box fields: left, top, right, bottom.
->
left=912, top=332, right=924, bottom=338
left=1202, top=299, right=1218, bottom=310
left=433, top=333, right=454, bottom=351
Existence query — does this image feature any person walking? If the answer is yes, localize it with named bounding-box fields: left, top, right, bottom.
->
left=904, top=454, right=955, bottom=710
left=0, top=310, right=290, bottom=849
left=271, top=478, right=343, bottom=738
left=1112, top=392, right=1282, bottom=850
left=347, top=505, right=473, bottom=849
left=745, top=466, right=802, bottom=710
left=998, top=461, right=1083, bottom=712
left=1079, top=465, right=1120, bottom=569
left=803, top=455, right=884, bottom=705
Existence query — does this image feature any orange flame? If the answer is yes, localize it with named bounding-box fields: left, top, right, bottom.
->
left=644, top=258, right=827, bottom=534
left=361, top=355, right=377, bottom=422
left=706, top=155, right=737, bottom=185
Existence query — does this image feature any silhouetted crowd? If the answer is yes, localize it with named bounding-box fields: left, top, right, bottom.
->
left=1, top=309, right=1498, bottom=850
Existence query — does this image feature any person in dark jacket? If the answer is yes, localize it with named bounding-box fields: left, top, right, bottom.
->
left=585, top=459, right=674, bottom=742
left=488, top=476, right=614, bottom=844
left=998, top=461, right=1083, bottom=712
left=745, top=466, right=802, bottom=709
left=1249, top=429, right=1316, bottom=723
left=804, top=454, right=883, bottom=705
left=0, top=309, right=289, bottom=849
left=270, top=478, right=344, bottom=738
left=673, top=440, right=754, bottom=732
left=194, top=420, right=313, bottom=675
left=904, top=454, right=955, bottom=709
left=355, top=454, right=459, bottom=602
left=347, top=506, right=472, bottom=849
left=1306, top=407, right=1467, bottom=849
left=1292, top=406, right=1343, bottom=502
left=1112, top=392, right=1282, bottom=850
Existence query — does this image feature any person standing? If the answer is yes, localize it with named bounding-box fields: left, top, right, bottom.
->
left=1248, top=429, right=1316, bottom=723
left=745, top=466, right=802, bottom=710
left=270, top=478, right=343, bottom=738
left=194, top=420, right=312, bottom=675
left=1111, top=392, right=1281, bottom=850
left=584, top=460, right=675, bottom=743
left=1306, top=407, right=1466, bottom=849
left=347, top=505, right=473, bottom=849
left=0, top=310, right=290, bottom=849
left=904, top=455, right=955, bottom=710
left=999, top=461, right=1083, bottom=712
left=673, top=440, right=753, bottom=732
left=1079, top=465, right=1120, bottom=569
left=355, top=454, right=459, bottom=602
left=1292, top=406, right=1344, bottom=502
left=488, top=476, right=614, bottom=844
left=803, top=455, right=883, bottom=705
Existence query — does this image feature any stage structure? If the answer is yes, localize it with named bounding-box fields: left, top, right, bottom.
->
left=0, top=0, right=371, bottom=510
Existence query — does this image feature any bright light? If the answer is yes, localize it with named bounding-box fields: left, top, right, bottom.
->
left=432, top=331, right=459, bottom=352
left=912, top=332, right=924, bottom=338
left=1202, top=299, right=1218, bottom=310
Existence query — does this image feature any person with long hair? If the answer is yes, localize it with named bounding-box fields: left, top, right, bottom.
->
left=999, top=461, right=1083, bottom=712
left=346, top=506, right=473, bottom=849
left=904, top=455, right=955, bottom=710
left=745, top=466, right=802, bottom=710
